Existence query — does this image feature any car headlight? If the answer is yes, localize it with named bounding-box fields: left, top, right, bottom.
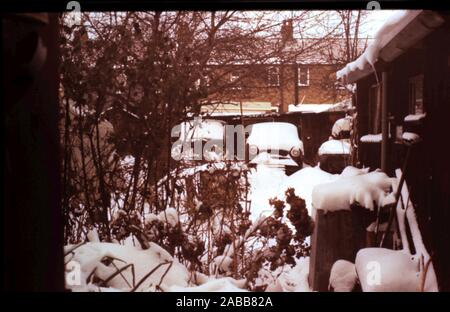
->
left=290, top=147, right=301, bottom=158
left=249, top=145, right=259, bottom=156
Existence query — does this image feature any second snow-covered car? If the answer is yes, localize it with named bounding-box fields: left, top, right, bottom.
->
left=171, top=118, right=226, bottom=162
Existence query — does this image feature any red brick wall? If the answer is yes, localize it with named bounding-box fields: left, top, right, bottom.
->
left=208, top=64, right=347, bottom=112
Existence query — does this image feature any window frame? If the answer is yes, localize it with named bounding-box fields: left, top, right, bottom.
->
left=408, top=74, right=424, bottom=115
left=229, top=70, right=242, bottom=90
left=298, top=66, right=310, bottom=87
left=267, top=66, right=280, bottom=87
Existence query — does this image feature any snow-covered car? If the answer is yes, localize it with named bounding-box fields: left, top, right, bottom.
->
left=171, top=118, right=226, bottom=162
left=246, top=122, right=304, bottom=173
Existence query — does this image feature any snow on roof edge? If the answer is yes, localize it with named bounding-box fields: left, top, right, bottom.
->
left=336, top=10, right=424, bottom=83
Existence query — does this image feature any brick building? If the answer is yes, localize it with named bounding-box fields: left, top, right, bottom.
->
left=203, top=20, right=367, bottom=114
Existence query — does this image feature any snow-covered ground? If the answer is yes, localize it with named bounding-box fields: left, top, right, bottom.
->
left=66, top=150, right=438, bottom=292
left=248, top=164, right=288, bottom=221
left=65, top=238, right=312, bottom=292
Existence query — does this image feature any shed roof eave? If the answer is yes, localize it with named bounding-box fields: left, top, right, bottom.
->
left=336, top=10, right=446, bottom=84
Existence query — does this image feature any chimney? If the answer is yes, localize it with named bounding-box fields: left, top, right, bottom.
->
left=281, top=19, right=294, bottom=43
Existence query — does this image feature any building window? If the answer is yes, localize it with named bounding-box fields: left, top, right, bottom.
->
left=230, top=70, right=241, bottom=90
left=298, top=67, right=310, bottom=86
left=267, top=67, right=280, bottom=87
left=408, top=74, right=424, bottom=114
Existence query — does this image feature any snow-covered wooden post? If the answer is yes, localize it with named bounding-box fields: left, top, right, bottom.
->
left=309, top=169, right=394, bottom=291
left=309, top=206, right=373, bottom=291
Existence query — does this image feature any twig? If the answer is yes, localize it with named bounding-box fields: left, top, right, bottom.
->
left=419, top=256, right=433, bottom=292
left=100, top=263, right=135, bottom=289
left=130, top=261, right=172, bottom=292
left=64, top=241, right=87, bottom=257
left=86, top=267, right=97, bottom=284
left=156, top=261, right=174, bottom=290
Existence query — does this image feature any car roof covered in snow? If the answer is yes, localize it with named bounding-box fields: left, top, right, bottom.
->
left=247, top=122, right=303, bottom=152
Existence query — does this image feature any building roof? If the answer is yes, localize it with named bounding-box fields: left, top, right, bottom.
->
left=201, top=101, right=276, bottom=115
left=207, top=38, right=370, bottom=66
left=288, top=98, right=352, bottom=113
left=336, top=10, right=446, bottom=84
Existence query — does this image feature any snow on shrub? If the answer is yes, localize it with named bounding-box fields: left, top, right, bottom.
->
left=64, top=242, right=190, bottom=292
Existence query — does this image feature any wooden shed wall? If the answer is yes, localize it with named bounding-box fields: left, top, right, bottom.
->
left=354, top=19, right=450, bottom=290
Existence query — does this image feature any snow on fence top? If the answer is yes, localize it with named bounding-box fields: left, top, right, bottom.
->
left=311, top=169, right=395, bottom=214
left=360, top=133, right=382, bottom=143
left=336, top=10, right=444, bottom=84
left=404, top=113, right=426, bottom=122
left=288, top=99, right=352, bottom=114
left=288, top=104, right=335, bottom=113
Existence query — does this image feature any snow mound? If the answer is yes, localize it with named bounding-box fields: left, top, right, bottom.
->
left=169, top=277, right=248, bottom=292
left=340, top=166, right=370, bottom=178
left=311, top=170, right=394, bottom=213
left=329, top=260, right=357, bottom=292
left=279, top=166, right=338, bottom=215
left=64, top=242, right=190, bottom=292
left=331, top=117, right=352, bottom=138
left=318, top=139, right=351, bottom=155
left=267, top=257, right=311, bottom=292
left=355, top=248, right=437, bottom=292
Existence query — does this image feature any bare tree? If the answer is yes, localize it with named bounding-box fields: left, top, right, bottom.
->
left=60, top=12, right=354, bottom=283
